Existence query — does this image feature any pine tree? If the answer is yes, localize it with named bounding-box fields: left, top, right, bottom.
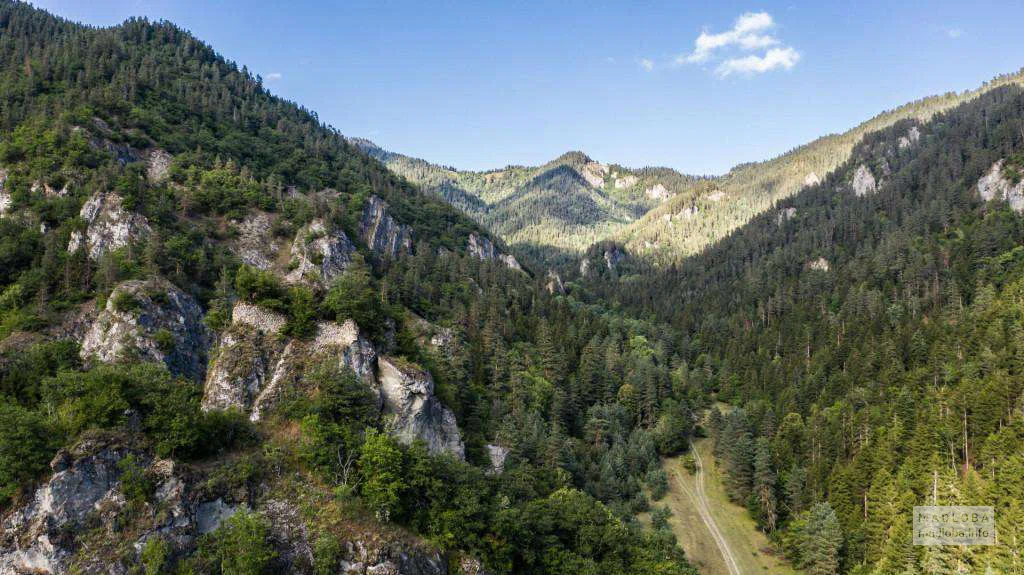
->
left=802, top=502, right=843, bottom=575
left=754, top=437, right=778, bottom=532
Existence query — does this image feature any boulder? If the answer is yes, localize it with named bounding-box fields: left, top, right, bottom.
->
left=807, top=257, right=830, bottom=272
left=359, top=195, right=412, bottom=259
left=80, top=278, right=212, bottom=382
left=378, top=357, right=464, bottom=459
left=67, top=192, right=151, bottom=260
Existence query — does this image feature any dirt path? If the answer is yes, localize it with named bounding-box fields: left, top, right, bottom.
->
left=675, top=440, right=742, bottom=575
left=656, top=439, right=799, bottom=575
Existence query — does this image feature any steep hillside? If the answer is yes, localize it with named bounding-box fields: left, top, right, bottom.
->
left=0, top=3, right=697, bottom=574
left=355, top=140, right=705, bottom=264
left=587, top=83, right=1024, bottom=573
left=620, top=69, right=1024, bottom=263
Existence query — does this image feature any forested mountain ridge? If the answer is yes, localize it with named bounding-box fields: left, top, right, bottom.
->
left=619, top=68, right=1024, bottom=264
left=583, top=82, right=1024, bottom=573
left=358, top=70, right=1024, bottom=273
left=0, top=2, right=699, bottom=574
left=355, top=139, right=706, bottom=265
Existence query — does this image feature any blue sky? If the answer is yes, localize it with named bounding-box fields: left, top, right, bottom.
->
left=31, top=0, right=1024, bottom=175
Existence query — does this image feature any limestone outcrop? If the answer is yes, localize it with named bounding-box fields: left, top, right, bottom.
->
left=852, top=164, right=877, bottom=197
left=68, top=192, right=151, bottom=260
left=285, top=219, right=356, bottom=285
left=202, top=303, right=377, bottom=421
left=0, top=169, right=9, bottom=216
left=80, top=278, right=212, bottom=382
left=378, top=357, right=464, bottom=459
left=467, top=232, right=522, bottom=271
left=359, top=195, right=413, bottom=259
left=978, top=159, right=1024, bottom=212
left=644, top=183, right=672, bottom=201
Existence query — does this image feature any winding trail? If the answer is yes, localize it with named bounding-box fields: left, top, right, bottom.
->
left=672, top=440, right=742, bottom=575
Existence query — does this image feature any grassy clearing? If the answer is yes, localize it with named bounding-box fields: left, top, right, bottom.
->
left=656, top=438, right=799, bottom=575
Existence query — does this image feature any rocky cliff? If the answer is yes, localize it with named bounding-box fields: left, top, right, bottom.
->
left=79, top=278, right=212, bottom=382
left=978, top=159, right=1024, bottom=212
left=285, top=219, right=357, bottom=285
left=202, top=304, right=463, bottom=458
left=0, top=433, right=473, bottom=575
left=466, top=233, right=522, bottom=271
left=360, top=195, right=413, bottom=259
left=378, top=357, right=464, bottom=458
left=67, top=192, right=152, bottom=260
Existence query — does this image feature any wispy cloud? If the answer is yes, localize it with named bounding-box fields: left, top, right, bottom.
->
left=265, top=72, right=283, bottom=81
left=671, top=11, right=800, bottom=78
left=639, top=58, right=655, bottom=72
left=716, top=47, right=800, bottom=77
left=945, top=27, right=963, bottom=38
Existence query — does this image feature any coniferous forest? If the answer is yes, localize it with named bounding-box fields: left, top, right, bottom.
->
left=3, top=1, right=1024, bottom=574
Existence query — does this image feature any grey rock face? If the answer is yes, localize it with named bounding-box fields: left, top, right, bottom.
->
left=466, top=232, right=522, bottom=271
left=803, top=172, right=821, bottom=188
left=545, top=270, right=565, bottom=295
left=807, top=257, right=830, bottom=272
left=378, top=357, right=464, bottom=459
left=898, top=125, right=921, bottom=150
left=978, top=160, right=1024, bottom=212
left=67, top=192, right=151, bottom=260
left=486, top=444, right=510, bottom=475
left=0, top=440, right=148, bottom=575
left=644, top=183, right=672, bottom=201
left=336, top=539, right=447, bottom=575
left=145, top=149, right=172, bottom=182
left=234, top=212, right=281, bottom=270
left=0, top=169, right=9, bottom=217
left=852, top=164, right=877, bottom=197
left=80, top=278, right=212, bottom=382
left=285, top=219, right=356, bottom=285
left=579, top=257, right=591, bottom=277
left=604, top=246, right=625, bottom=271
left=360, top=195, right=413, bottom=259
left=777, top=207, right=797, bottom=225
left=203, top=304, right=378, bottom=421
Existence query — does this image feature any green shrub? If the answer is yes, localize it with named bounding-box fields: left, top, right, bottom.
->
left=140, top=536, right=170, bottom=575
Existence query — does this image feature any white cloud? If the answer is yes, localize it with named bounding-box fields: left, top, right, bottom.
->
left=716, top=47, right=801, bottom=77
left=640, top=58, right=655, bottom=72
left=680, top=11, right=777, bottom=64
left=946, top=27, right=963, bottom=38
left=677, top=11, right=800, bottom=77
left=265, top=72, right=282, bottom=81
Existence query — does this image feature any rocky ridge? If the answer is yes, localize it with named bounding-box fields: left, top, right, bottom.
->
left=79, top=278, right=212, bottom=382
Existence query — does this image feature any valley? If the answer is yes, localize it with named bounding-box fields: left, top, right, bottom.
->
left=2, top=1, right=1024, bottom=574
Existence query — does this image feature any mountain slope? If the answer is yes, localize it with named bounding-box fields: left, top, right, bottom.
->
left=620, top=69, right=1024, bottom=263
left=588, top=82, right=1024, bottom=573
left=355, top=140, right=705, bottom=264
left=0, top=3, right=697, bottom=574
